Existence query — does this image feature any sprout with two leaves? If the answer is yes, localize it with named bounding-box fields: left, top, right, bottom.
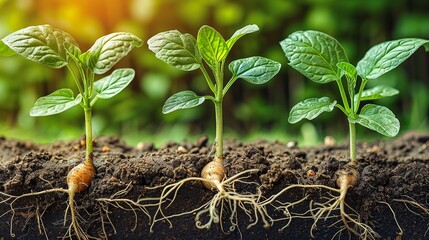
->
left=146, top=24, right=281, bottom=233
left=0, top=25, right=142, bottom=239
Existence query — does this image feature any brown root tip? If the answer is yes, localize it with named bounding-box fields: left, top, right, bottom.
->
left=335, top=167, right=359, bottom=189
left=201, top=161, right=225, bottom=190
left=67, top=161, right=95, bottom=193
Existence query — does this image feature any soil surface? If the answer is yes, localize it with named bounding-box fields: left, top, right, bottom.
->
left=0, top=132, right=429, bottom=240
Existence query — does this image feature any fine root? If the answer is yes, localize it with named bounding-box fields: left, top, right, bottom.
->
left=149, top=169, right=272, bottom=235
left=262, top=184, right=378, bottom=239
left=394, top=197, right=429, bottom=217
left=394, top=197, right=429, bottom=237
left=95, top=182, right=158, bottom=235
left=261, top=167, right=378, bottom=240
left=0, top=188, right=93, bottom=240
left=378, top=201, right=403, bottom=239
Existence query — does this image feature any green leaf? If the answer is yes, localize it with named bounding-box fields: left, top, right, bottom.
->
left=86, top=32, right=143, bottom=74
left=2, top=25, right=78, bottom=68
left=94, top=68, right=135, bottom=99
left=147, top=30, right=201, bottom=71
left=197, top=25, right=229, bottom=69
left=30, top=89, right=82, bottom=116
left=226, top=24, right=259, bottom=49
left=163, top=90, right=205, bottom=114
left=0, top=40, right=16, bottom=56
left=78, top=50, right=91, bottom=64
left=356, top=38, right=429, bottom=79
left=280, top=30, right=348, bottom=84
left=355, top=85, right=399, bottom=102
left=64, top=42, right=81, bottom=58
left=288, top=97, right=337, bottom=123
left=351, top=104, right=399, bottom=137
left=337, top=62, right=357, bottom=83
left=229, top=56, right=281, bottom=84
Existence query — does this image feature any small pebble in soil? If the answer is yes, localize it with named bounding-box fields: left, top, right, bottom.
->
left=177, top=146, right=188, bottom=154
left=324, top=136, right=336, bottom=146
left=367, top=145, right=380, bottom=153
left=101, top=146, right=110, bottom=152
left=189, top=147, right=200, bottom=154
left=306, top=169, right=316, bottom=177
left=135, top=142, right=154, bottom=151
left=286, top=140, right=297, bottom=148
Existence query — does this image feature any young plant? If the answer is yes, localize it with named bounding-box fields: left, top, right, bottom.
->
left=281, top=30, right=428, bottom=162
left=0, top=24, right=142, bottom=239
left=146, top=25, right=280, bottom=231
left=268, top=30, right=429, bottom=238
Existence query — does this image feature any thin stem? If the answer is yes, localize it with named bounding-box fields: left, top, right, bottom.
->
left=77, top=64, right=88, bottom=98
left=90, top=96, right=99, bottom=108
left=200, top=65, right=216, bottom=94
left=349, top=121, right=356, bottom=161
left=336, top=79, right=351, bottom=112
left=66, top=52, right=85, bottom=96
left=214, top=62, right=224, bottom=163
left=222, top=76, right=237, bottom=97
left=66, top=65, right=84, bottom=96
left=83, top=105, right=93, bottom=164
left=204, top=95, right=216, bottom=103
left=68, top=51, right=94, bottom=164
left=335, top=104, right=348, bottom=115
left=346, top=78, right=355, bottom=113
left=354, top=78, right=368, bottom=113
left=214, top=99, right=223, bottom=162
left=86, top=69, right=95, bottom=99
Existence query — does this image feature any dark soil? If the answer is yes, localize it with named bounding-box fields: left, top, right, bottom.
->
left=1, top=132, right=429, bottom=240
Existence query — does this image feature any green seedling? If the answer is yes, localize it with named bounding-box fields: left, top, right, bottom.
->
left=264, top=30, right=429, bottom=239
left=146, top=24, right=280, bottom=232
left=281, top=30, right=428, bottom=162
left=0, top=24, right=142, bottom=239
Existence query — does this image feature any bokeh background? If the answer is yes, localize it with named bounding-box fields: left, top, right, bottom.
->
left=1, top=0, right=429, bottom=146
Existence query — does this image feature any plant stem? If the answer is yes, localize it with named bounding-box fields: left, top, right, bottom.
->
left=214, top=99, right=223, bottom=163
left=349, top=121, right=356, bottom=162
left=67, top=65, right=84, bottom=96
left=354, top=79, right=368, bottom=113
left=84, top=106, right=93, bottom=165
left=336, top=79, right=351, bottom=112
left=200, top=65, right=216, bottom=94
left=214, top=62, right=224, bottom=163
left=222, top=76, right=237, bottom=97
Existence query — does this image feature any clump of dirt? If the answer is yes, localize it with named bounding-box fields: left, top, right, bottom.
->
left=1, top=132, right=428, bottom=239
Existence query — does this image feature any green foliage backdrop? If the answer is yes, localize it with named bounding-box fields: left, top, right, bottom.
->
left=1, top=0, right=428, bottom=145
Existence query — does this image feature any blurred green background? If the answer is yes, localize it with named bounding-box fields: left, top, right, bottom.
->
left=1, top=0, right=429, bottom=146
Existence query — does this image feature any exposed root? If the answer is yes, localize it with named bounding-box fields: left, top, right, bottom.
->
left=394, top=197, right=429, bottom=217
left=149, top=169, right=271, bottom=235
left=66, top=190, right=92, bottom=240
left=394, top=197, right=429, bottom=236
left=378, top=201, right=403, bottom=239
left=96, top=182, right=158, bottom=235
left=261, top=167, right=378, bottom=239
left=35, top=199, right=50, bottom=239
left=269, top=195, right=311, bottom=232
left=0, top=188, right=93, bottom=240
